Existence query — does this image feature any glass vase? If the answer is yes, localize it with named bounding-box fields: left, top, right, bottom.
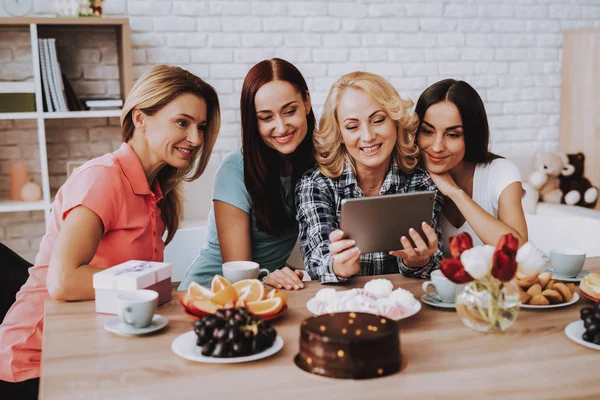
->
left=455, top=279, right=520, bottom=333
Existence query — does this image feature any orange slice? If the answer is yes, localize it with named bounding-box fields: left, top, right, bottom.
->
left=188, top=298, right=219, bottom=315
left=232, top=279, right=265, bottom=302
left=246, top=297, right=283, bottom=317
left=267, top=289, right=287, bottom=305
left=210, top=284, right=238, bottom=306
left=187, top=281, right=215, bottom=301
left=211, top=275, right=232, bottom=293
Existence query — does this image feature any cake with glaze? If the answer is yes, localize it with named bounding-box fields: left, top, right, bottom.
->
left=294, top=312, right=401, bottom=379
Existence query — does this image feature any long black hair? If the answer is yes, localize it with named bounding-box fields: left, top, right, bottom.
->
left=240, top=58, right=316, bottom=236
left=415, top=79, right=500, bottom=164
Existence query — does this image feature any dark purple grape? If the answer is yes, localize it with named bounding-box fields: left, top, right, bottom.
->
left=227, top=327, right=241, bottom=341
left=194, top=319, right=205, bottom=329
left=243, top=330, right=253, bottom=340
left=228, top=318, right=242, bottom=328
left=224, top=309, right=234, bottom=320
left=584, top=316, right=595, bottom=329
left=212, top=341, right=230, bottom=358
left=581, top=308, right=593, bottom=320
left=201, top=340, right=216, bottom=356
left=215, top=309, right=227, bottom=319
left=594, top=332, right=600, bottom=346
left=582, top=332, right=592, bottom=343
left=233, top=313, right=246, bottom=322
left=203, top=316, right=218, bottom=328
left=587, top=323, right=599, bottom=336
left=263, top=327, right=277, bottom=345
left=594, top=312, right=600, bottom=322
left=214, top=327, right=229, bottom=340
left=214, top=318, right=226, bottom=328
left=252, top=332, right=270, bottom=353
left=595, top=302, right=600, bottom=312
left=232, top=340, right=250, bottom=356
left=198, top=326, right=213, bottom=340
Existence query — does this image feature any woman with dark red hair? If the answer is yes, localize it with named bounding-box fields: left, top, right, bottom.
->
left=180, top=58, right=315, bottom=291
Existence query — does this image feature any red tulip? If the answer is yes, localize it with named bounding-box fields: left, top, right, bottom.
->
left=449, top=232, right=474, bottom=259
left=440, top=258, right=474, bottom=284
left=491, top=233, right=519, bottom=282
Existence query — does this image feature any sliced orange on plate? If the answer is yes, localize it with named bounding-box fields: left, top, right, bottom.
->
left=187, top=281, right=215, bottom=301
left=233, top=279, right=265, bottom=302
left=267, top=289, right=287, bottom=304
left=211, top=275, right=232, bottom=293
left=210, top=284, right=238, bottom=306
left=246, top=297, right=283, bottom=317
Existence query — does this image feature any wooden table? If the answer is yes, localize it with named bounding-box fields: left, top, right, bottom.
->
left=41, top=257, right=600, bottom=400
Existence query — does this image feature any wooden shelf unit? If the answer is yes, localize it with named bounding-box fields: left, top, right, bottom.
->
left=0, top=17, right=132, bottom=221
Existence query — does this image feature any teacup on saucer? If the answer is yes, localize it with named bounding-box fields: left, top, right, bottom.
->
left=104, top=314, right=168, bottom=336
left=420, top=294, right=455, bottom=309
left=545, top=268, right=590, bottom=283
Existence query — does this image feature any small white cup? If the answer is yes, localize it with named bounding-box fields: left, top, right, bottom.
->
left=422, top=270, right=462, bottom=303
left=116, top=290, right=158, bottom=329
left=222, top=261, right=270, bottom=283
left=548, top=248, right=586, bottom=278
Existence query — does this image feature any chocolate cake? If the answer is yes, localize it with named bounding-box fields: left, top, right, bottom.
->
left=294, top=312, right=401, bottom=379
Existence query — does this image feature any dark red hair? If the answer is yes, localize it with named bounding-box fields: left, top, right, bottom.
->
left=241, top=58, right=316, bottom=235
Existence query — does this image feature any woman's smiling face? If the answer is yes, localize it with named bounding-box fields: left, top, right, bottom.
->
left=417, top=100, right=466, bottom=174
left=336, top=88, right=397, bottom=173
left=254, top=80, right=311, bottom=155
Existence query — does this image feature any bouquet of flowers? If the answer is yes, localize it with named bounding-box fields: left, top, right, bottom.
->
left=440, top=232, right=546, bottom=332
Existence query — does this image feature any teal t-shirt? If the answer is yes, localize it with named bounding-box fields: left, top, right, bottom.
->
left=179, top=149, right=298, bottom=289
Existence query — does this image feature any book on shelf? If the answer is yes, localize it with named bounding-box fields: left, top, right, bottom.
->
left=38, top=38, right=83, bottom=112
left=81, top=98, right=123, bottom=110
left=0, top=82, right=36, bottom=113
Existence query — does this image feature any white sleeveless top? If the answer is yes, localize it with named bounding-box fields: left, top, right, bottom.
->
left=441, top=158, right=521, bottom=257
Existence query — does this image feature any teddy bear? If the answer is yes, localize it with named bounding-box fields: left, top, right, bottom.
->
left=527, top=151, right=574, bottom=204
left=559, top=152, right=598, bottom=208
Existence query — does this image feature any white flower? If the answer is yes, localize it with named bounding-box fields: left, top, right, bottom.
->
left=516, top=242, right=546, bottom=275
left=460, top=245, right=495, bottom=280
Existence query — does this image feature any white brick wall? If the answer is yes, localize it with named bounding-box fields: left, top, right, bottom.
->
left=2, top=0, right=600, bottom=262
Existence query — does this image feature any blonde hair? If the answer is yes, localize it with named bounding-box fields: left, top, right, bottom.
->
left=120, top=65, right=221, bottom=245
left=315, top=71, right=419, bottom=178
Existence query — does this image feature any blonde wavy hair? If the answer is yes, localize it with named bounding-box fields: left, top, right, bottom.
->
left=315, top=71, right=420, bottom=178
left=121, top=65, right=221, bottom=245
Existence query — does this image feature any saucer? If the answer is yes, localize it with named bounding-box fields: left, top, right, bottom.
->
left=564, top=320, right=600, bottom=351
left=420, top=294, right=455, bottom=309
left=544, top=269, right=589, bottom=282
left=104, top=314, right=168, bottom=336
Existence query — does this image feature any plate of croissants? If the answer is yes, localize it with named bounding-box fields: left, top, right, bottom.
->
left=516, top=271, right=580, bottom=309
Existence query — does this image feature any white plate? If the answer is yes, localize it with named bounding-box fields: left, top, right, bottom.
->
left=104, top=314, right=168, bottom=336
left=171, top=331, right=284, bottom=363
left=521, top=293, right=580, bottom=309
left=544, top=268, right=590, bottom=282
left=565, top=320, right=600, bottom=351
left=420, top=294, right=455, bottom=309
left=306, top=297, right=421, bottom=321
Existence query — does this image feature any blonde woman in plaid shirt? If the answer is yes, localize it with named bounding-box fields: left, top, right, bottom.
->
left=296, top=72, right=443, bottom=283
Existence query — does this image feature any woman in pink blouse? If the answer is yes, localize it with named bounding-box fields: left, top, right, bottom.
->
left=0, top=65, right=221, bottom=399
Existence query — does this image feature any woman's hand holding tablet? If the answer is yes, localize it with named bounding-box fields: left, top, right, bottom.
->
left=328, top=229, right=361, bottom=279
left=389, top=222, right=438, bottom=268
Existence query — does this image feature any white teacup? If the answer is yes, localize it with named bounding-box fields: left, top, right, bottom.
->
left=116, top=290, right=158, bottom=329
left=222, top=261, right=270, bottom=283
left=548, top=248, right=586, bottom=278
left=422, top=270, right=462, bottom=303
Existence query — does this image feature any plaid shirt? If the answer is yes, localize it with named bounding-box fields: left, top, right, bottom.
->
left=295, top=160, right=444, bottom=283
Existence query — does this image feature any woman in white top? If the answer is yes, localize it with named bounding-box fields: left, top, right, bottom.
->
left=415, top=79, right=528, bottom=256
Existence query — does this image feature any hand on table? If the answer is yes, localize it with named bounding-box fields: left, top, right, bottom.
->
left=389, top=222, right=438, bottom=268
left=329, top=229, right=361, bottom=279
left=265, top=267, right=304, bottom=290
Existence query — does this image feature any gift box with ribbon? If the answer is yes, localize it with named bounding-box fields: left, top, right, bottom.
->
left=93, top=260, right=172, bottom=314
